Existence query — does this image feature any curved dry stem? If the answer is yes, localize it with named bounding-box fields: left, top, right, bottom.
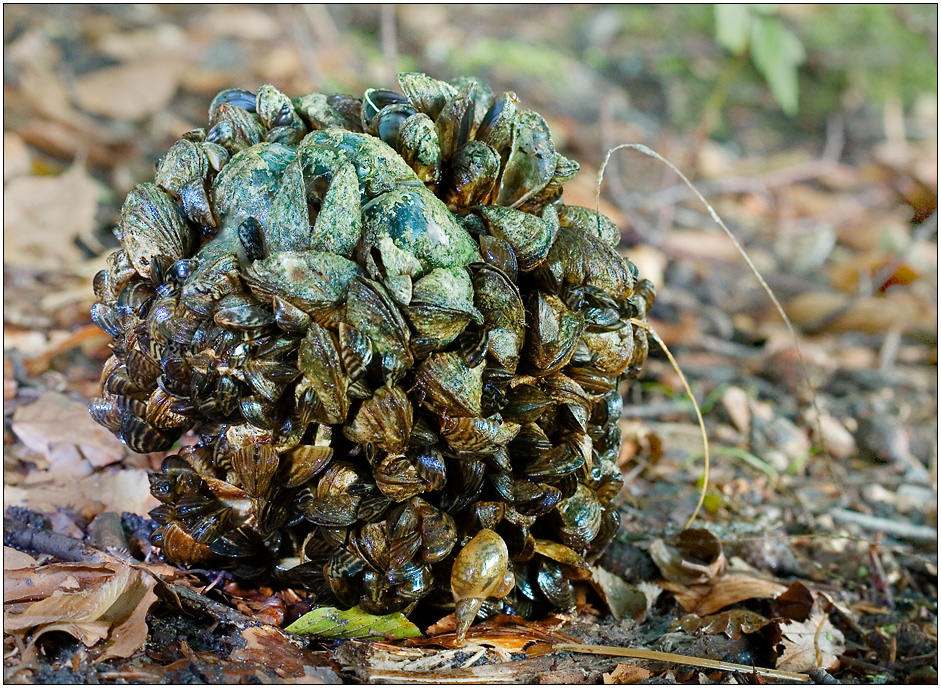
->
left=598, top=143, right=837, bottom=496
left=646, top=324, right=710, bottom=529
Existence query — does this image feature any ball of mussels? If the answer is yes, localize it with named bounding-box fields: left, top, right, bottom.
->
left=89, top=73, right=655, bottom=640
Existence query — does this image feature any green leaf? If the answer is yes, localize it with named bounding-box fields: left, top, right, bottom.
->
left=714, top=5, right=752, bottom=55
left=749, top=16, right=806, bottom=115
left=286, top=605, right=423, bottom=640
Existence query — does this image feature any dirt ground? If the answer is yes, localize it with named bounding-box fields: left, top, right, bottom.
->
left=3, top=5, right=937, bottom=684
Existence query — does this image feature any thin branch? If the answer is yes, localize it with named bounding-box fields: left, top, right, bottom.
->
left=830, top=508, right=938, bottom=543
left=554, top=643, right=810, bottom=683
left=632, top=113, right=847, bottom=212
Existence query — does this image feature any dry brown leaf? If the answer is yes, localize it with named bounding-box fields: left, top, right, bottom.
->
left=14, top=47, right=100, bottom=133
left=624, top=244, right=667, bottom=296
left=412, top=614, right=574, bottom=653
left=777, top=612, right=844, bottom=673
left=230, top=625, right=330, bottom=679
left=662, top=572, right=788, bottom=616
left=5, top=563, right=114, bottom=604
left=649, top=529, right=727, bottom=585
left=771, top=582, right=816, bottom=622
left=96, top=24, right=188, bottom=62
left=5, top=467, right=158, bottom=518
left=3, top=559, right=158, bottom=661
left=30, top=620, right=112, bottom=647
left=674, top=610, right=776, bottom=639
left=425, top=613, right=456, bottom=637
left=603, top=662, right=652, bottom=684
left=815, top=414, right=857, bottom=461
left=589, top=567, right=650, bottom=621
left=3, top=163, right=100, bottom=270
left=3, top=546, right=37, bottom=571
left=661, top=229, right=746, bottom=263
left=73, top=59, right=184, bottom=121
left=4, top=131, right=32, bottom=182
left=11, top=391, right=125, bottom=473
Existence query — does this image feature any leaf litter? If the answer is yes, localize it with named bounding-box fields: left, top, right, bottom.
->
left=3, top=4, right=937, bottom=684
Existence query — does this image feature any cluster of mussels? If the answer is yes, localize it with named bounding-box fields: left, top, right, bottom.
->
left=89, top=73, right=655, bottom=638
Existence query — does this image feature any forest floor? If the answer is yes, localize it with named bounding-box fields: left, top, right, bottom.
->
left=3, top=5, right=937, bottom=684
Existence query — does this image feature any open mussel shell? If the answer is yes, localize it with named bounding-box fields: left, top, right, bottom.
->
left=89, top=71, right=656, bottom=636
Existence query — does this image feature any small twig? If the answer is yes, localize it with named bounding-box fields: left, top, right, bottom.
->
left=4, top=515, right=108, bottom=564
left=169, top=582, right=257, bottom=632
left=830, top=508, right=938, bottom=543
left=636, top=114, right=846, bottom=212
left=554, top=643, right=809, bottom=683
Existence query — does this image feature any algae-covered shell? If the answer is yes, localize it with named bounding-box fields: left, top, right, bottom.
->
left=407, top=267, right=483, bottom=349
left=476, top=205, right=557, bottom=272
left=243, top=250, right=363, bottom=318
left=360, top=186, right=481, bottom=273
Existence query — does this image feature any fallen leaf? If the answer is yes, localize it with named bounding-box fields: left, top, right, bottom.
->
left=5, top=563, right=114, bottom=604
left=649, top=529, right=727, bottom=585
left=603, top=662, right=652, bottom=684
left=413, top=614, right=574, bottom=654
left=286, top=605, right=422, bottom=640
left=783, top=291, right=937, bottom=335
left=96, top=24, right=189, bottom=62
left=12, top=42, right=103, bottom=133
left=3, top=163, right=100, bottom=270
left=3, top=546, right=37, bottom=571
left=11, top=391, right=125, bottom=473
left=777, top=612, right=844, bottom=672
left=426, top=613, right=456, bottom=637
left=674, top=610, right=777, bottom=639
left=589, top=567, right=650, bottom=621
left=662, top=572, right=787, bottom=615
left=73, top=59, right=184, bottom=121
left=771, top=582, right=815, bottom=622
left=200, top=6, right=283, bottom=39
left=3, top=131, right=32, bottom=182
left=661, top=229, right=745, bottom=263
left=230, top=625, right=336, bottom=680
left=814, top=413, right=857, bottom=461
left=720, top=386, right=751, bottom=434
left=5, top=467, right=159, bottom=518
left=3, top=559, right=158, bottom=661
